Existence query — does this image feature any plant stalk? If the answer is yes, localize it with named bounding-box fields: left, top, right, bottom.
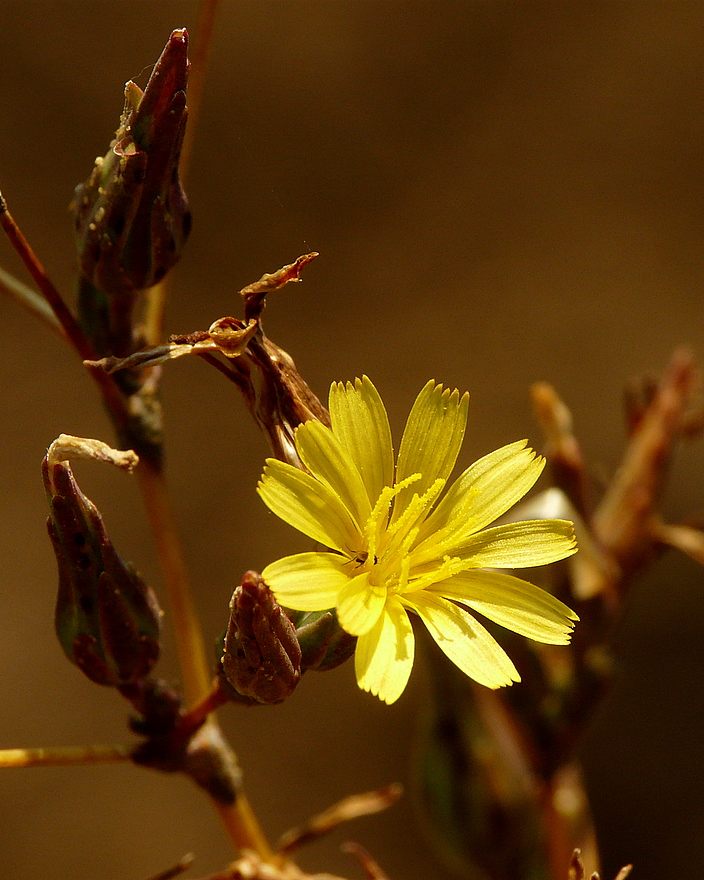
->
left=0, top=744, right=131, bottom=768
left=135, top=458, right=273, bottom=861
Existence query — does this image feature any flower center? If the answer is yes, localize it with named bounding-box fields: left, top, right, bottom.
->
left=360, top=474, right=446, bottom=592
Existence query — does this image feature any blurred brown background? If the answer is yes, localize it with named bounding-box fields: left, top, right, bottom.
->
left=1, top=2, right=704, bottom=878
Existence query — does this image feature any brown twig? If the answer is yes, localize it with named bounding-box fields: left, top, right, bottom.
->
left=0, top=189, right=94, bottom=361
left=592, top=348, right=700, bottom=586
left=531, top=381, right=591, bottom=520
left=142, top=854, right=195, bottom=880
left=340, top=843, right=390, bottom=880
left=0, top=188, right=135, bottom=439
left=276, top=784, right=402, bottom=854
left=178, top=681, right=230, bottom=736
left=0, top=263, right=62, bottom=333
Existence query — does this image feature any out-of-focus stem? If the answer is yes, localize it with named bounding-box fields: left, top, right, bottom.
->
left=181, top=0, right=219, bottom=180
left=217, top=796, right=274, bottom=860
left=136, top=460, right=273, bottom=860
left=180, top=682, right=230, bottom=735
left=0, top=190, right=92, bottom=361
left=144, top=0, right=220, bottom=347
left=0, top=744, right=131, bottom=769
left=0, top=264, right=62, bottom=334
left=135, top=459, right=211, bottom=705
left=0, top=189, right=131, bottom=438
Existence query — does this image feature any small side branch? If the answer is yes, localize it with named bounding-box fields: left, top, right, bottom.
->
left=0, top=189, right=95, bottom=361
left=0, top=264, right=62, bottom=334
left=277, top=784, right=403, bottom=854
left=0, top=744, right=132, bottom=769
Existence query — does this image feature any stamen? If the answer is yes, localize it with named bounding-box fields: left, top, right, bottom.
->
left=382, top=478, right=445, bottom=555
left=403, top=553, right=464, bottom=593
left=365, top=474, right=421, bottom=560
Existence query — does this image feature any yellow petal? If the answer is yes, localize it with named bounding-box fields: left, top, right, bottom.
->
left=415, top=441, right=544, bottom=553
left=295, top=420, right=372, bottom=530
left=354, top=597, right=415, bottom=704
left=258, top=459, right=360, bottom=553
left=262, top=552, right=350, bottom=611
left=405, top=592, right=519, bottom=688
left=448, top=519, right=577, bottom=569
left=329, top=376, right=394, bottom=506
left=392, top=381, right=469, bottom=525
left=337, top=571, right=387, bottom=636
left=432, top=569, right=578, bottom=644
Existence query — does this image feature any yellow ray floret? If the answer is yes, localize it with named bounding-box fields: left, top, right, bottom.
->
left=258, top=376, right=578, bottom=704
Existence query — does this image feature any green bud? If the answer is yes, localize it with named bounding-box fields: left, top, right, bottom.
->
left=290, top=609, right=357, bottom=672
left=43, top=443, right=162, bottom=687
left=220, top=571, right=301, bottom=705
left=73, top=29, right=191, bottom=355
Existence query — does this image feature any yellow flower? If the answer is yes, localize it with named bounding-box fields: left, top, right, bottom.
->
left=258, top=377, right=578, bottom=704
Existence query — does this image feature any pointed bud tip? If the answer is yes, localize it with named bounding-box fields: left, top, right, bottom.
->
left=220, top=571, right=301, bottom=704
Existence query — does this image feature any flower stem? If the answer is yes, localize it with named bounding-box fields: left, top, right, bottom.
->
left=135, top=459, right=211, bottom=706
left=181, top=0, right=220, bottom=181
left=135, top=458, right=273, bottom=861
left=0, top=744, right=131, bottom=769
left=179, top=682, right=230, bottom=735
left=0, top=188, right=132, bottom=440
left=0, top=190, right=93, bottom=361
left=0, top=264, right=62, bottom=334
left=216, top=796, right=274, bottom=860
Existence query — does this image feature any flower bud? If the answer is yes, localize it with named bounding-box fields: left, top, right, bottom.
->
left=289, top=609, right=357, bottom=672
left=73, top=29, right=191, bottom=355
left=220, top=571, right=301, bottom=705
left=44, top=443, right=162, bottom=687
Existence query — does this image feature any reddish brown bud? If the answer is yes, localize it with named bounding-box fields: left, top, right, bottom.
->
left=220, top=571, right=301, bottom=705
left=73, top=30, right=191, bottom=356
left=44, top=446, right=162, bottom=687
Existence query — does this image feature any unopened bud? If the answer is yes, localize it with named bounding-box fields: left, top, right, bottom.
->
left=73, top=30, right=191, bottom=355
left=289, top=609, right=357, bottom=672
left=220, top=571, right=301, bottom=705
left=44, top=438, right=162, bottom=687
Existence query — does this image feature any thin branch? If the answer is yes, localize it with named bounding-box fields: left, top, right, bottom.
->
left=142, top=854, right=195, bottom=880
left=135, top=461, right=273, bottom=862
left=0, top=189, right=94, bottom=361
left=531, top=381, right=591, bottom=520
left=341, top=843, right=390, bottom=880
left=135, top=460, right=212, bottom=706
left=0, top=264, right=62, bottom=334
left=277, top=784, right=403, bottom=854
left=144, top=0, right=221, bottom=346
left=0, top=188, right=132, bottom=437
left=181, top=0, right=220, bottom=181
left=0, top=744, right=132, bottom=769
left=179, top=681, right=230, bottom=736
